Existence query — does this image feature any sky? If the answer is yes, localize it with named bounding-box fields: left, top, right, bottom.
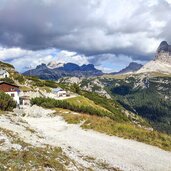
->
left=0, top=0, right=171, bottom=73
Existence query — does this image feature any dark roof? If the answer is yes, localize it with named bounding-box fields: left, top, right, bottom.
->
left=0, top=81, right=19, bottom=88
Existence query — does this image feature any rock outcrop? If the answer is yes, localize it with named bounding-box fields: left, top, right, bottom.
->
left=155, top=41, right=171, bottom=65
left=137, top=41, right=171, bottom=74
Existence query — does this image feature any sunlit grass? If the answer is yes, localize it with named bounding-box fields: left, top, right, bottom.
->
left=66, top=96, right=110, bottom=112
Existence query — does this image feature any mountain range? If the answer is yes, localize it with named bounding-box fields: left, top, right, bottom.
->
left=23, top=62, right=103, bottom=80
left=23, top=41, right=171, bottom=80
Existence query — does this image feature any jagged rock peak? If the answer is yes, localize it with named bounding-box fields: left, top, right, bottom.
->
left=36, top=63, right=47, bottom=70
left=137, top=41, right=171, bottom=74
left=157, top=41, right=171, bottom=53
left=127, top=62, right=143, bottom=68
left=155, top=41, right=171, bottom=64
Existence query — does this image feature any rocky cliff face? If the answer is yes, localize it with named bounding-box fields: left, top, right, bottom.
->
left=137, top=41, right=171, bottom=74
left=155, top=41, right=171, bottom=65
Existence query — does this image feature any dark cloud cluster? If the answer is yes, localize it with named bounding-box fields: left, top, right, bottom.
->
left=0, top=0, right=171, bottom=66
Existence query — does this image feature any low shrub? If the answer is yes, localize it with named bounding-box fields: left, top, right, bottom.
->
left=0, top=77, right=14, bottom=84
left=44, top=80, right=58, bottom=88
left=0, top=92, right=16, bottom=111
left=31, top=97, right=123, bottom=121
left=13, top=74, right=25, bottom=84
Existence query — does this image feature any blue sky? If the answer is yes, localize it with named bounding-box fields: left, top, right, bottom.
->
left=0, top=0, right=171, bottom=72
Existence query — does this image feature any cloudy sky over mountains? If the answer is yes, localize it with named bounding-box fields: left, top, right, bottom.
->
left=0, top=0, right=171, bottom=72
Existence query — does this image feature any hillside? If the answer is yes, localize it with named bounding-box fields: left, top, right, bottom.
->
left=0, top=60, right=152, bottom=132
left=0, top=61, right=64, bottom=94
left=0, top=61, right=15, bottom=70
left=1, top=60, right=171, bottom=170
left=3, top=59, right=169, bottom=135
left=74, top=73, right=171, bottom=135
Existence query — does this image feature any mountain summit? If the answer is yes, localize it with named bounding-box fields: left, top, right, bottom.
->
left=157, top=41, right=171, bottom=54
left=155, top=41, right=171, bottom=64
left=137, top=41, right=171, bottom=74
left=112, top=62, right=142, bottom=75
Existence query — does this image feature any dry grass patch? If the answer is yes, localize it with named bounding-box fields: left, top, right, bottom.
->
left=0, top=146, right=71, bottom=171
left=57, top=110, right=171, bottom=151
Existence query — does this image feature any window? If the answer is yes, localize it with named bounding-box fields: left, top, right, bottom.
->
left=11, top=93, right=15, bottom=97
left=11, top=88, right=16, bottom=91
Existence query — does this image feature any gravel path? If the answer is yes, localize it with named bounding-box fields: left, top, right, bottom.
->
left=25, top=116, right=171, bottom=171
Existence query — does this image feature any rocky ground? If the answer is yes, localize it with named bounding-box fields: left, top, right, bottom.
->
left=0, top=106, right=171, bottom=171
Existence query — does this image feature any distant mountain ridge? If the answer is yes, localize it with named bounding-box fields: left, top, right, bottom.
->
left=23, top=62, right=103, bottom=80
left=112, top=62, right=143, bottom=75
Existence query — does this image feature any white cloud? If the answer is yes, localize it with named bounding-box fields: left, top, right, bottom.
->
left=0, top=47, right=55, bottom=70
left=56, top=50, right=89, bottom=65
left=0, top=0, right=171, bottom=72
left=0, top=47, right=89, bottom=72
left=0, top=0, right=171, bottom=58
left=0, top=47, right=28, bottom=60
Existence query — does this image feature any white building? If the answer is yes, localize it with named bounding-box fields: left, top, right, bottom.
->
left=0, top=81, right=20, bottom=105
left=52, top=88, right=67, bottom=97
left=19, top=96, right=30, bottom=108
left=6, top=91, right=20, bottom=105
left=0, top=69, right=9, bottom=79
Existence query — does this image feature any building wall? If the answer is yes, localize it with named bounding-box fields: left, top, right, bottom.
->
left=0, top=72, right=9, bottom=79
left=5, top=72, right=9, bottom=78
left=6, top=92, right=20, bottom=105
left=57, top=90, right=66, bottom=97
left=0, top=83, right=20, bottom=105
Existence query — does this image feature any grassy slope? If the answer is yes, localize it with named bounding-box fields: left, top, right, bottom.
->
left=0, top=61, right=14, bottom=69
left=32, top=93, right=171, bottom=151
left=65, top=95, right=131, bottom=123
left=80, top=91, right=149, bottom=127
left=32, top=93, right=148, bottom=124
left=65, top=96, right=110, bottom=113
left=103, top=75, right=171, bottom=134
